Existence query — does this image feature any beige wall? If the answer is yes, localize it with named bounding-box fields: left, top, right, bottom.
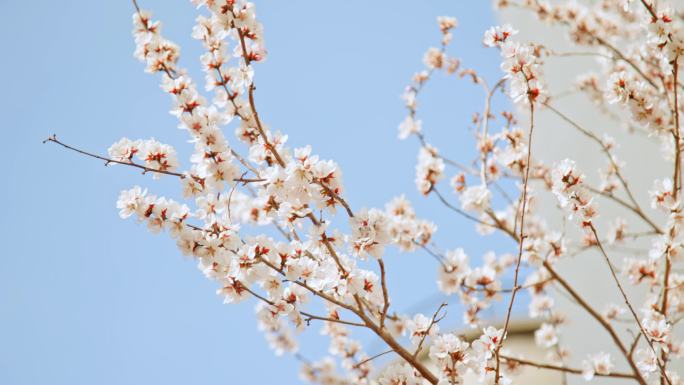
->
left=498, top=3, right=678, bottom=385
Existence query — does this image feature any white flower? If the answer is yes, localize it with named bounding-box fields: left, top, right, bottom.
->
left=429, top=333, right=469, bottom=381
left=108, top=138, right=141, bottom=162
left=407, top=313, right=439, bottom=346
left=636, top=349, right=658, bottom=377
left=529, top=295, right=554, bottom=318
left=398, top=115, right=422, bottom=140
left=534, top=323, right=558, bottom=348
left=429, top=333, right=468, bottom=362
left=139, top=138, right=179, bottom=175
left=464, top=265, right=500, bottom=294
left=347, top=268, right=383, bottom=305
left=582, top=352, right=613, bottom=381
left=415, top=145, right=445, bottom=195
left=471, top=327, right=503, bottom=360
left=349, top=208, right=390, bottom=259
left=622, top=257, right=657, bottom=285
left=378, top=362, right=422, bottom=385
left=116, top=186, right=146, bottom=219
left=602, top=303, right=625, bottom=321
left=385, top=195, right=436, bottom=252
left=265, top=328, right=298, bottom=356
left=551, top=159, right=596, bottom=226
left=195, top=193, right=225, bottom=220
left=437, top=248, right=470, bottom=294
left=486, top=31, right=545, bottom=104
left=423, top=47, right=445, bottom=69
left=483, top=24, right=518, bottom=47
left=459, top=185, right=491, bottom=212
left=649, top=178, right=677, bottom=211
left=437, top=16, right=458, bottom=34
left=643, top=313, right=670, bottom=343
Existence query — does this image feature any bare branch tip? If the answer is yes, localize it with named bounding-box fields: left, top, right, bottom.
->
left=43, top=134, right=57, bottom=144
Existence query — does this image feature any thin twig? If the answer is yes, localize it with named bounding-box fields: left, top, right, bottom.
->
left=589, top=224, right=671, bottom=385
left=494, top=100, right=535, bottom=384
left=353, top=349, right=395, bottom=369
left=500, top=355, right=635, bottom=379
left=432, top=188, right=519, bottom=242
left=378, top=259, right=390, bottom=329
left=413, top=303, right=447, bottom=359
left=45, top=135, right=265, bottom=184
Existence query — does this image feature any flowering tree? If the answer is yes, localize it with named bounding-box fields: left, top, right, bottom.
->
left=45, top=0, right=684, bottom=384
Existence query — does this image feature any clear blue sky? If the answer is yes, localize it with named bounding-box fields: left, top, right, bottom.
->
left=1, top=1, right=513, bottom=384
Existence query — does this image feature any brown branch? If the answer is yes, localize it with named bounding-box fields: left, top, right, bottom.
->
left=486, top=209, right=520, bottom=242
left=230, top=149, right=260, bottom=176
left=227, top=26, right=404, bottom=375
left=638, top=0, right=658, bottom=21
left=432, top=188, right=519, bottom=242
left=589, top=224, right=671, bottom=385
left=352, top=349, right=395, bottom=369
left=127, top=4, right=439, bottom=383
left=673, top=60, right=681, bottom=199
left=313, top=180, right=354, bottom=218
left=358, top=309, right=440, bottom=384
left=417, top=243, right=449, bottom=270
left=518, top=0, right=659, bottom=90
left=547, top=49, right=614, bottom=60
left=415, top=133, right=474, bottom=173
left=461, top=277, right=555, bottom=295
left=378, top=259, right=390, bottom=329
left=500, top=355, right=635, bottom=379
left=479, top=77, right=507, bottom=184
left=44, top=135, right=184, bottom=178
left=661, top=57, right=679, bottom=385
left=45, top=135, right=266, bottom=185
left=630, top=333, right=643, bottom=359
left=595, top=36, right=659, bottom=90
left=543, top=102, right=662, bottom=234
left=231, top=19, right=286, bottom=169
left=543, top=260, right=648, bottom=385
left=300, top=312, right=366, bottom=328
left=258, top=253, right=439, bottom=383
left=494, top=100, right=535, bottom=385
left=413, top=303, right=447, bottom=359
left=256, top=256, right=355, bottom=314
left=584, top=185, right=662, bottom=234
left=413, top=302, right=447, bottom=358
left=240, top=282, right=365, bottom=328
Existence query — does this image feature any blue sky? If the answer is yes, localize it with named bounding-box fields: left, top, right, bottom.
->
left=1, top=1, right=513, bottom=384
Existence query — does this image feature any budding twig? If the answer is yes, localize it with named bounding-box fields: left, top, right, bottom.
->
left=44, top=135, right=265, bottom=184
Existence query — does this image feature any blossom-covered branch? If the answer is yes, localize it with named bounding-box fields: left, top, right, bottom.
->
left=48, top=0, right=684, bottom=384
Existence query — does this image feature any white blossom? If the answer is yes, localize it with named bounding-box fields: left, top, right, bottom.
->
left=582, top=352, right=614, bottom=381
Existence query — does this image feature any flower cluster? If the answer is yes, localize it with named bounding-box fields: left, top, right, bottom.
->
left=109, top=138, right=179, bottom=176
left=550, top=159, right=597, bottom=229
left=349, top=208, right=390, bottom=259
left=415, top=145, right=445, bottom=195
left=376, top=326, right=517, bottom=385
left=384, top=195, right=436, bottom=252
left=484, top=24, right=546, bottom=104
